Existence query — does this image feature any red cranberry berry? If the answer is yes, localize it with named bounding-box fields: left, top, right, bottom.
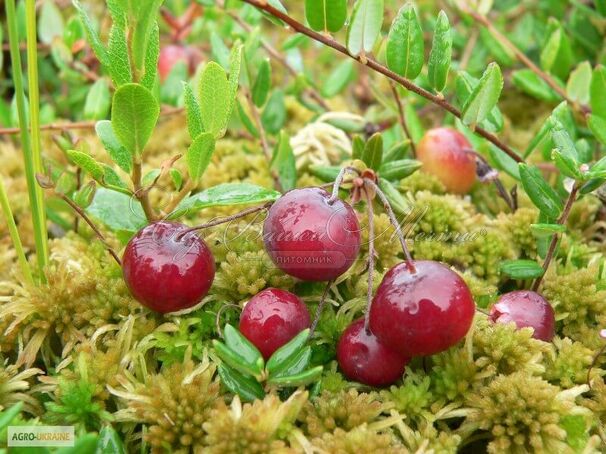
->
left=417, top=127, right=477, bottom=194
left=239, top=288, right=311, bottom=360
left=337, top=319, right=410, bottom=387
left=263, top=187, right=361, bottom=281
left=122, top=221, right=215, bottom=314
left=369, top=260, right=475, bottom=357
left=158, top=44, right=201, bottom=81
left=489, top=290, right=555, bottom=342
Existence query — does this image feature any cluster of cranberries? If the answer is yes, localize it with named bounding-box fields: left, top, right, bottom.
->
left=122, top=159, right=555, bottom=387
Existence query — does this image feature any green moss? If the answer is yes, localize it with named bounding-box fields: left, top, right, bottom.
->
left=545, top=337, right=596, bottom=388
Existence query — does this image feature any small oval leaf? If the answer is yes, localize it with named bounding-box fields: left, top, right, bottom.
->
left=386, top=3, right=424, bottom=79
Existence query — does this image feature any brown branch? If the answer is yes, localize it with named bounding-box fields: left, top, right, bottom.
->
left=240, top=0, right=524, bottom=164
left=463, top=8, right=591, bottom=116
left=531, top=184, right=579, bottom=291
left=389, top=82, right=416, bottom=157
left=132, top=160, right=157, bottom=222
left=179, top=202, right=272, bottom=237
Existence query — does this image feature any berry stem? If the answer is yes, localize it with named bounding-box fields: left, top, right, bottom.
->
left=132, top=159, right=157, bottom=222
left=178, top=202, right=272, bottom=238
left=531, top=183, right=579, bottom=292
left=239, top=0, right=524, bottom=164
left=363, top=188, right=376, bottom=334
left=389, top=82, right=416, bottom=158
left=364, top=178, right=415, bottom=272
left=467, top=149, right=516, bottom=212
left=329, top=166, right=360, bottom=204
left=309, top=279, right=334, bottom=337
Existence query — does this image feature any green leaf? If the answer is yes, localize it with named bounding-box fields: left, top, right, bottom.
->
left=386, top=3, right=424, bottom=79
left=261, top=89, right=286, bottom=135
left=131, top=0, right=163, bottom=74
left=379, top=159, right=421, bottom=180
left=346, top=0, right=384, bottom=57
left=322, top=60, right=355, bottom=98
left=580, top=177, right=606, bottom=195
left=591, top=65, right=606, bottom=119
left=378, top=177, right=410, bottom=213
left=540, top=25, right=573, bottom=80
left=461, top=62, right=503, bottom=128
left=210, top=31, right=230, bottom=69
left=108, top=22, right=132, bottom=86
left=270, top=347, right=312, bottom=379
left=530, top=223, right=566, bottom=238
left=500, top=259, right=545, bottom=280
left=95, top=120, right=132, bottom=173
left=272, top=131, right=297, bottom=191
left=237, top=100, right=259, bottom=138
left=83, top=79, right=111, bottom=121
left=183, top=82, right=203, bottom=140
left=223, top=324, right=264, bottom=373
left=362, top=133, right=383, bottom=170
left=227, top=43, right=243, bottom=131
left=0, top=402, right=23, bottom=431
left=186, top=133, right=216, bottom=181
left=588, top=115, right=606, bottom=145
left=67, top=150, right=105, bottom=181
left=267, top=329, right=310, bottom=376
left=141, top=22, right=159, bottom=91
left=512, top=70, right=561, bottom=103
left=518, top=164, right=563, bottom=219
left=551, top=120, right=578, bottom=162
left=174, top=183, right=280, bottom=217
left=305, top=0, right=347, bottom=33
left=456, top=71, right=503, bottom=132
left=111, top=83, right=160, bottom=156
left=217, top=364, right=265, bottom=402
left=213, top=339, right=264, bottom=380
left=252, top=59, right=272, bottom=107
left=96, top=425, right=126, bottom=454
left=352, top=135, right=365, bottom=160
left=566, top=61, right=592, bottom=106
left=308, top=165, right=342, bottom=182
left=72, top=0, right=108, bottom=66
left=102, top=165, right=128, bottom=189
left=427, top=11, right=452, bottom=93
left=267, top=365, right=323, bottom=387
left=86, top=188, right=147, bottom=233
left=39, top=0, right=64, bottom=45
left=588, top=155, right=606, bottom=179
left=200, top=62, right=230, bottom=138
left=55, top=434, right=98, bottom=454
left=552, top=151, right=582, bottom=179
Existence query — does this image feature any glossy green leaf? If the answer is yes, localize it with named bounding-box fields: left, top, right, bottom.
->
left=217, top=364, right=265, bottom=402
left=580, top=177, right=606, bottom=195
left=174, top=183, right=280, bottom=217
left=237, top=100, right=259, bottom=138
left=552, top=150, right=582, bottom=179
left=512, top=69, right=561, bottom=103
left=83, top=79, right=111, bottom=121
left=591, top=65, right=606, bottom=119
left=200, top=62, right=230, bottom=138
left=96, top=425, right=126, bottom=454
left=566, top=61, right=592, bottom=106
left=427, top=10, right=452, bottom=93
left=272, top=131, right=297, bottom=191
left=187, top=133, right=216, bottom=181
left=305, top=0, right=347, bottom=33
left=223, top=324, right=265, bottom=373
left=74, top=181, right=97, bottom=208
left=183, top=82, right=203, bottom=140
left=87, top=188, right=146, bottom=233
left=551, top=120, right=578, bottom=162
left=540, top=25, right=573, bottom=80
left=267, top=365, right=323, bottom=387
left=352, top=135, right=365, bottom=160
left=386, top=3, right=424, bottom=79
left=253, top=59, right=272, bottom=107
left=322, top=60, right=355, bottom=98
left=461, top=63, right=503, bottom=128
left=267, top=329, right=310, bottom=376
left=518, top=164, right=563, bottom=219
left=456, top=71, right=503, bottom=132
left=500, top=259, right=545, bottom=279
left=111, top=83, right=160, bottom=156
left=530, top=223, right=567, bottom=238
left=588, top=115, right=606, bottom=145
left=588, top=155, right=606, bottom=179
left=170, top=168, right=183, bottom=191
left=39, top=0, right=64, bottom=44
left=271, top=347, right=312, bottom=379
left=308, top=165, right=342, bottom=182
left=346, top=0, right=384, bottom=57
left=95, top=120, right=132, bottom=173
left=261, top=89, right=286, bottom=134
left=362, top=133, right=383, bottom=170
left=378, top=177, right=410, bottom=213
left=379, top=159, right=421, bottom=180
left=67, top=150, right=105, bottom=181
left=213, top=340, right=264, bottom=379
left=72, top=1, right=108, bottom=66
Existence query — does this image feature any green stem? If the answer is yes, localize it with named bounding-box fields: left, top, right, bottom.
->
left=0, top=177, right=34, bottom=285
